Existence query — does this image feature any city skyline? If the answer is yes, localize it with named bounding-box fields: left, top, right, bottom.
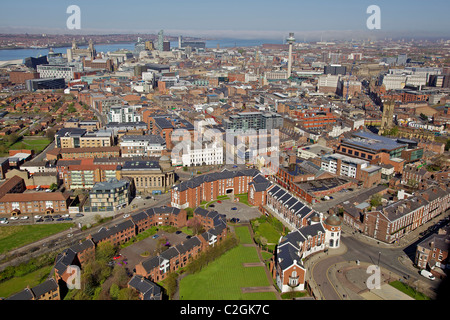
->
left=0, top=0, right=449, bottom=40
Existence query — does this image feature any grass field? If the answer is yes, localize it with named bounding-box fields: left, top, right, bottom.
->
left=234, top=226, right=253, bottom=244
left=10, top=138, right=50, bottom=153
left=179, top=226, right=277, bottom=300
left=0, top=265, right=53, bottom=298
left=0, top=224, right=73, bottom=253
left=389, top=281, right=431, bottom=300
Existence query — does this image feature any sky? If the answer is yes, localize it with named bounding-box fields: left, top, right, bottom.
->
left=0, top=0, right=449, bottom=40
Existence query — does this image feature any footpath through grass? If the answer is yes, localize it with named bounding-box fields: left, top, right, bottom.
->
left=179, top=226, right=277, bottom=300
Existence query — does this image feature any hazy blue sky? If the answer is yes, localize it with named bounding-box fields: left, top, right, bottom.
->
left=0, top=0, right=449, bottom=39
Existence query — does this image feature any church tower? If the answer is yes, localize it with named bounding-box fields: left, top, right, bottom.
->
left=380, top=99, right=395, bottom=135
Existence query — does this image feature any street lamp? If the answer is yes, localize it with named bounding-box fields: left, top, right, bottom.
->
left=378, top=252, right=381, bottom=266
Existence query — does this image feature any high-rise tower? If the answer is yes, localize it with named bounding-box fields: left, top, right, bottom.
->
left=157, top=30, right=164, bottom=51
left=286, top=33, right=295, bottom=79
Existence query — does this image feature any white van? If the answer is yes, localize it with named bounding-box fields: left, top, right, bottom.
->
left=420, top=269, right=435, bottom=280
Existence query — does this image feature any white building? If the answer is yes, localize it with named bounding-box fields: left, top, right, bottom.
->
left=172, top=141, right=223, bottom=167
left=119, top=135, right=166, bottom=157
left=381, top=74, right=406, bottom=90
left=108, top=105, right=142, bottom=123
left=37, top=64, right=81, bottom=83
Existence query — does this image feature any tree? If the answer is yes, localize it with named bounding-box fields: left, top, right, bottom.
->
left=50, top=183, right=58, bottom=191
left=186, top=217, right=204, bottom=235
left=112, top=265, right=130, bottom=288
left=46, top=128, right=56, bottom=141
left=165, top=272, right=179, bottom=300
left=6, top=133, right=20, bottom=145
left=370, top=193, right=382, bottom=208
left=95, top=242, right=116, bottom=263
left=117, top=287, right=140, bottom=300
left=109, top=283, right=120, bottom=300
left=419, top=113, right=428, bottom=121
left=155, top=237, right=169, bottom=255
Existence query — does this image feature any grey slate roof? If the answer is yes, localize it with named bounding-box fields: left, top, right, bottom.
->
left=31, top=278, right=58, bottom=298
left=172, top=168, right=260, bottom=192
left=128, top=275, right=162, bottom=300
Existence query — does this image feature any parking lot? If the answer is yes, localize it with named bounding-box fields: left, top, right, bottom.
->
left=118, top=229, right=191, bottom=269
left=204, top=198, right=262, bottom=222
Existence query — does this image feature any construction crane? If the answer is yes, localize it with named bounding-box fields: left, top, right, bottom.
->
left=345, top=60, right=356, bottom=103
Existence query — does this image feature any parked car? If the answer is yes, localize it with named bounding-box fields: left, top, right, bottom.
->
left=64, top=217, right=73, bottom=221
left=34, top=215, right=42, bottom=219
left=420, top=269, right=435, bottom=280
left=10, top=216, right=19, bottom=220
left=231, top=207, right=237, bottom=210
left=123, top=214, right=130, bottom=219
left=175, top=231, right=182, bottom=234
left=217, top=200, right=222, bottom=204
left=113, top=255, right=122, bottom=260
left=186, top=235, right=192, bottom=239
left=0, top=220, right=8, bottom=224
left=54, top=215, right=62, bottom=218
left=56, top=218, right=64, bottom=221
left=152, top=234, right=159, bottom=239
left=75, top=213, right=84, bottom=217
left=36, top=218, right=43, bottom=223
left=209, top=204, right=215, bottom=208
left=20, top=216, right=29, bottom=220
left=62, top=214, right=70, bottom=218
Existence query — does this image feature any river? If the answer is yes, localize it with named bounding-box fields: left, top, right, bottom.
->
left=0, top=38, right=283, bottom=62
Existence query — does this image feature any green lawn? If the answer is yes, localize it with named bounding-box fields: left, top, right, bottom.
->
left=389, top=281, right=431, bottom=300
left=10, top=138, right=50, bottom=153
left=234, top=226, right=253, bottom=244
left=0, top=224, right=73, bottom=253
left=235, top=193, right=250, bottom=206
left=0, top=265, right=53, bottom=298
left=252, top=220, right=282, bottom=251
left=179, top=226, right=277, bottom=300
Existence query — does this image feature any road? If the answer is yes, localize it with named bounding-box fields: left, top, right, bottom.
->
left=311, top=229, right=441, bottom=300
left=0, top=193, right=171, bottom=271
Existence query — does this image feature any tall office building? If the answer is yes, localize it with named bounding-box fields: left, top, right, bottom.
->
left=163, top=41, right=171, bottom=52
left=324, top=64, right=347, bottom=75
left=157, top=30, right=164, bottom=51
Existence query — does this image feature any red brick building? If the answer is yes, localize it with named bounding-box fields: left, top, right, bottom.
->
left=171, top=169, right=260, bottom=209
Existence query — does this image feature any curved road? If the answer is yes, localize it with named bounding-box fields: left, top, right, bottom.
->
left=311, top=230, right=440, bottom=300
